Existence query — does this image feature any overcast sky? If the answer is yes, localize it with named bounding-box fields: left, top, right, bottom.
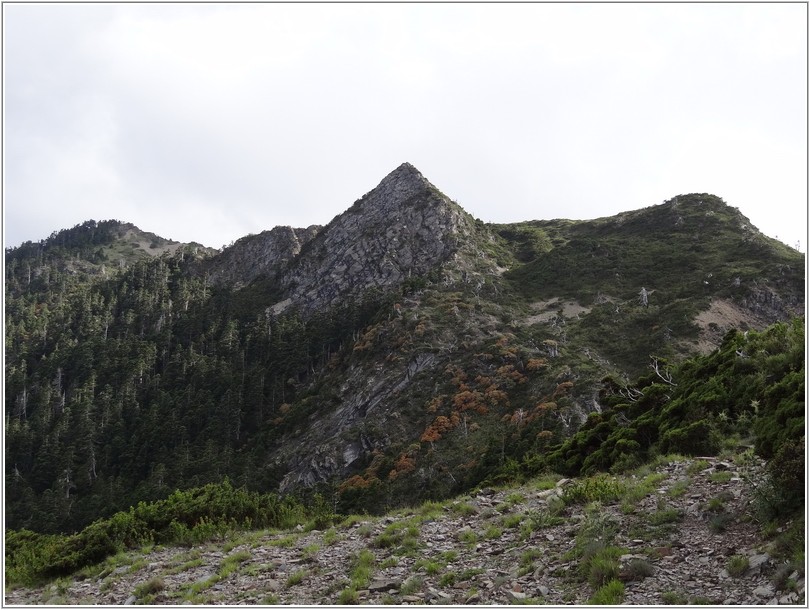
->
left=4, top=3, right=807, bottom=251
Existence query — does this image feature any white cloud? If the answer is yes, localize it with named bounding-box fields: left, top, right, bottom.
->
left=4, top=3, right=806, bottom=250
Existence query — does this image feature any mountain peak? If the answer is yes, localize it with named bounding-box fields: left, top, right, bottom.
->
left=269, top=163, right=480, bottom=315
left=361, top=162, right=436, bottom=211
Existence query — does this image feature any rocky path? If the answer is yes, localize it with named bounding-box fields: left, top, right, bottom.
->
left=5, top=456, right=805, bottom=605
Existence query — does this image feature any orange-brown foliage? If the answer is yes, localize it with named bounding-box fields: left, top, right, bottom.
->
left=526, top=358, right=548, bottom=371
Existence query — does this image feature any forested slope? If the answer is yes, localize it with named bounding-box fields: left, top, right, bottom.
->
left=5, top=169, right=804, bottom=540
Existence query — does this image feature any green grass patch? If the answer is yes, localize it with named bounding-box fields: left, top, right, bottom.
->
left=709, top=471, right=733, bottom=483
left=133, top=576, right=165, bottom=598
left=505, top=492, right=526, bottom=505
left=438, top=572, right=457, bottom=587
left=459, top=567, right=484, bottom=581
left=285, top=569, right=307, bottom=587
left=687, top=460, right=711, bottom=475
left=268, top=534, right=297, bottom=548
left=726, top=554, right=749, bottom=577
left=668, top=478, right=690, bottom=498
left=661, top=590, right=688, bottom=604
left=450, top=502, right=478, bottom=517
left=338, top=587, right=359, bottom=604
left=502, top=513, right=523, bottom=529
left=648, top=508, right=684, bottom=525
left=323, top=528, right=340, bottom=546
left=562, top=474, right=627, bottom=505
left=588, top=578, right=625, bottom=604
left=400, top=575, right=423, bottom=595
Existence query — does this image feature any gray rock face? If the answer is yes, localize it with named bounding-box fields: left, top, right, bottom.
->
left=270, top=162, right=477, bottom=316
left=206, top=225, right=320, bottom=288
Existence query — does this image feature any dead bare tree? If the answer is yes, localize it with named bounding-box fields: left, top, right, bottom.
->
left=650, top=356, right=677, bottom=386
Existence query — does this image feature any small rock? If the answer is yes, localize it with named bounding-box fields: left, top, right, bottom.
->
left=747, top=553, right=770, bottom=575
left=369, top=579, right=400, bottom=593
left=427, top=587, right=451, bottom=601
left=124, top=595, right=137, bottom=605
left=194, top=572, right=215, bottom=584
left=753, top=585, right=775, bottom=598
left=538, top=585, right=550, bottom=597
left=465, top=593, right=481, bottom=603
left=401, top=595, right=421, bottom=603
left=506, top=590, right=527, bottom=601
left=536, top=489, right=558, bottom=500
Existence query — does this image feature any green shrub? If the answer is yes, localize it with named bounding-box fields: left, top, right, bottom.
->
left=761, top=437, right=805, bottom=517
left=562, top=475, right=626, bottom=505
left=6, top=480, right=316, bottom=586
left=623, top=558, right=654, bottom=581
left=660, top=420, right=720, bottom=456
left=708, top=513, right=732, bottom=533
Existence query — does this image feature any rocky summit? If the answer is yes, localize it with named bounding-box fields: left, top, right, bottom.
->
left=267, top=162, right=488, bottom=316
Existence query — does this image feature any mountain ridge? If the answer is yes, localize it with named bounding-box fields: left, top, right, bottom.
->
left=4, top=163, right=804, bottom=539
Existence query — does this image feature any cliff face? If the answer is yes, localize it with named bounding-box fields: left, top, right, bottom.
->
left=205, top=225, right=321, bottom=289
left=268, top=162, right=484, bottom=315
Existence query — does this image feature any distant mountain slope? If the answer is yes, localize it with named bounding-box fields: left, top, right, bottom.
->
left=4, top=165, right=804, bottom=537
left=5, top=219, right=214, bottom=291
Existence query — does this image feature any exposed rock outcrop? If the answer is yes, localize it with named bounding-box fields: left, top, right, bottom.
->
left=206, top=225, right=320, bottom=288
left=268, top=162, right=483, bottom=316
